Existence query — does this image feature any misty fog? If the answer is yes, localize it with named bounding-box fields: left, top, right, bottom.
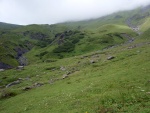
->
left=0, top=0, right=150, bottom=25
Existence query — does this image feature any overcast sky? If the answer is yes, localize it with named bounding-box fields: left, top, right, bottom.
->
left=0, top=0, right=150, bottom=25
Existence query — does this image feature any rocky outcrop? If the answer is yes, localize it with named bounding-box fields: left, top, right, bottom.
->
left=0, top=62, right=12, bottom=69
left=23, top=31, right=48, bottom=40
left=14, top=47, right=28, bottom=59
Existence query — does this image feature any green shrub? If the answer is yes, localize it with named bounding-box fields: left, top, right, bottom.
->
left=53, top=41, right=75, bottom=53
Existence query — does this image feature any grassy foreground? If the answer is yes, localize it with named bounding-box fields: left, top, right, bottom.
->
left=0, top=36, right=150, bottom=113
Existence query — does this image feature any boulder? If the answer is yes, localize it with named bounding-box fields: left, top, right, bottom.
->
left=90, top=60, right=96, bottom=64
left=62, top=74, right=68, bottom=79
left=107, top=56, right=115, bottom=60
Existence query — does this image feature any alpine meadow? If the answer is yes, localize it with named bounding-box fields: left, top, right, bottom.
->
left=0, top=2, right=150, bottom=113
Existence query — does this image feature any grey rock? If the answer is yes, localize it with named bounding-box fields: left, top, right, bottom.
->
left=23, top=86, right=32, bottom=91
left=18, top=78, right=24, bottom=81
left=62, top=74, right=68, bottom=79
left=33, top=83, right=44, bottom=87
left=107, top=56, right=115, bottom=60
left=60, top=66, right=66, bottom=71
left=146, top=92, right=150, bottom=94
left=16, top=66, right=24, bottom=70
left=6, top=80, right=21, bottom=88
left=49, top=78, right=61, bottom=84
left=90, top=60, right=96, bottom=64
left=0, top=69, right=5, bottom=72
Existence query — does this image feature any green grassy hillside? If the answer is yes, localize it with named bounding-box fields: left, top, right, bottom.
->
left=0, top=5, right=150, bottom=113
left=0, top=22, right=22, bottom=29
left=140, top=17, right=150, bottom=32
left=0, top=32, right=149, bottom=113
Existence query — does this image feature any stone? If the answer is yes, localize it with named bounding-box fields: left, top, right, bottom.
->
left=146, top=92, right=150, bottom=94
left=18, top=78, right=24, bottom=81
left=90, top=60, right=96, bottom=64
left=49, top=78, right=61, bottom=84
left=0, top=69, right=5, bottom=72
left=16, top=66, right=24, bottom=70
left=107, top=56, right=115, bottom=60
left=23, top=86, right=32, bottom=91
left=33, top=83, right=44, bottom=87
left=6, top=80, right=21, bottom=88
left=60, top=66, right=66, bottom=71
left=62, top=74, right=68, bottom=79
left=49, top=79, right=54, bottom=84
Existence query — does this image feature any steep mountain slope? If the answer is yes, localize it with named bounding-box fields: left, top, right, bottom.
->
left=0, top=5, right=150, bottom=68
left=0, top=5, right=150, bottom=113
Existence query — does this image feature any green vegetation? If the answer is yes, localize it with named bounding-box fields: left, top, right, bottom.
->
left=0, top=22, right=22, bottom=29
left=0, top=5, right=150, bottom=113
left=140, top=17, right=150, bottom=32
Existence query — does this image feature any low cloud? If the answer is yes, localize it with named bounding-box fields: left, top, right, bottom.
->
left=0, top=0, right=150, bottom=25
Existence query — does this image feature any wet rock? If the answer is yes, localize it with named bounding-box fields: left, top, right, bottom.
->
left=107, top=56, right=115, bottom=60
left=6, top=80, right=21, bottom=88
